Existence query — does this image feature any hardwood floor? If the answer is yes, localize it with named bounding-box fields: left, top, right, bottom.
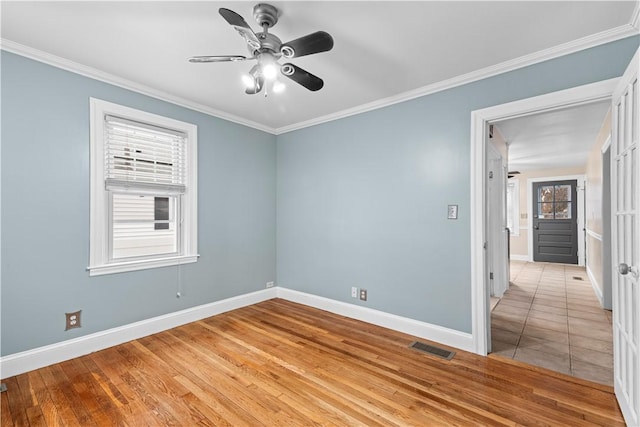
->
left=2, top=299, right=625, bottom=426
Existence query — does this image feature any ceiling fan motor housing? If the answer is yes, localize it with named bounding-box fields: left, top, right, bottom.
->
left=253, top=3, right=279, bottom=28
left=252, top=32, right=282, bottom=55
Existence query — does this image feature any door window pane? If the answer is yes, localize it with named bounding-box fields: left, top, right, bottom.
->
left=555, top=202, right=571, bottom=219
left=554, top=185, right=571, bottom=201
left=538, top=186, right=554, bottom=203
left=538, top=202, right=554, bottom=218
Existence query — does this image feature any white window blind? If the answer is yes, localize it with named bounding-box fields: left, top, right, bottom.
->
left=104, top=115, right=187, bottom=194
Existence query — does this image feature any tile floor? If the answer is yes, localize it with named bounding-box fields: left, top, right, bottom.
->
left=491, top=260, right=613, bottom=386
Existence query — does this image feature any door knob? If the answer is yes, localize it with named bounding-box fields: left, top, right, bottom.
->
left=619, top=263, right=631, bottom=275
left=534, top=225, right=539, bottom=230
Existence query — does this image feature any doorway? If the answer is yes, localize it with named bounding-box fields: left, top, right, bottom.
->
left=470, top=78, right=618, bottom=356
left=472, top=50, right=639, bottom=425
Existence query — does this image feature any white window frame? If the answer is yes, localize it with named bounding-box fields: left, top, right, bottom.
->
left=506, top=179, right=520, bottom=236
left=89, top=98, right=198, bottom=276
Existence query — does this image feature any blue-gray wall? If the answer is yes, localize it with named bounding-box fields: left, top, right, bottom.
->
left=2, top=36, right=638, bottom=357
left=277, top=36, right=639, bottom=333
left=1, top=51, right=277, bottom=356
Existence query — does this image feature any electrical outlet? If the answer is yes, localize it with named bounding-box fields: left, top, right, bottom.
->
left=351, top=287, right=358, bottom=298
left=266, top=281, right=274, bottom=288
left=65, top=310, right=81, bottom=330
left=359, top=289, right=367, bottom=301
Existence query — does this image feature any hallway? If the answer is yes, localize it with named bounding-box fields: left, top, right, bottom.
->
left=490, top=261, right=613, bottom=386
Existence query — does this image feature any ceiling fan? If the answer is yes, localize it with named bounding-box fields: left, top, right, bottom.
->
left=189, top=3, right=334, bottom=95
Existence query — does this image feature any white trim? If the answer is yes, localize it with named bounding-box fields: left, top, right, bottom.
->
left=602, top=134, right=612, bottom=154
left=0, top=288, right=278, bottom=378
left=526, top=175, right=587, bottom=267
left=586, top=228, right=604, bottom=241
left=586, top=265, right=605, bottom=307
left=0, top=39, right=275, bottom=135
left=3, top=21, right=637, bottom=136
left=87, top=254, right=199, bottom=276
left=0, top=287, right=473, bottom=378
left=631, top=1, right=640, bottom=31
left=510, top=254, right=530, bottom=262
left=274, top=26, right=636, bottom=134
left=470, top=78, right=617, bottom=356
left=519, top=226, right=529, bottom=231
left=277, top=288, right=474, bottom=353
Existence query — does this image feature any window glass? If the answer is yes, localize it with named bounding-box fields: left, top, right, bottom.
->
left=111, top=194, right=177, bottom=259
left=554, top=185, right=571, bottom=202
left=537, top=184, right=573, bottom=219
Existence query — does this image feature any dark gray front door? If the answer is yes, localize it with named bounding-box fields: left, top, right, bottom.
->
left=532, top=180, right=578, bottom=264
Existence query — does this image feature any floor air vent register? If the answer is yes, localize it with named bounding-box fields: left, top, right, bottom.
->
left=409, top=341, right=455, bottom=360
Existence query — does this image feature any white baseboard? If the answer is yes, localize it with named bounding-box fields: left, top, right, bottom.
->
left=510, top=254, right=529, bottom=262
left=1, top=286, right=474, bottom=378
left=0, top=288, right=277, bottom=378
left=586, top=266, right=604, bottom=307
left=276, top=287, right=474, bottom=353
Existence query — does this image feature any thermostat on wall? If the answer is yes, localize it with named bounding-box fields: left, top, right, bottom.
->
left=448, top=205, right=458, bottom=220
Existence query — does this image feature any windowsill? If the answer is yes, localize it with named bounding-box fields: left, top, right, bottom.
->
left=88, top=254, right=199, bottom=276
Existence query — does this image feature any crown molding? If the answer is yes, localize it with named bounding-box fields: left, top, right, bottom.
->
left=274, top=24, right=638, bottom=135
left=2, top=20, right=637, bottom=138
left=0, top=39, right=278, bottom=135
left=631, top=1, right=640, bottom=30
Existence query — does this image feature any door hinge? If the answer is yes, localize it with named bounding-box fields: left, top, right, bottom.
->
left=489, top=272, right=494, bottom=280
left=483, top=242, right=488, bottom=250
left=489, top=171, right=494, bottom=179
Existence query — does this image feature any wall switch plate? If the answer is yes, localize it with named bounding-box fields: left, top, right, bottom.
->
left=351, top=287, right=358, bottom=298
left=266, top=281, right=274, bottom=288
left=65, top=310, right=81, bottom=330
left=359, top=289, right=367, bottom=301
left=447, top=204, right=458, bottom=219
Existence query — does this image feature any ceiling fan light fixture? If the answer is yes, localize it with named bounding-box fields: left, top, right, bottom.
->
left=241, top=73, right=256, bottom=89
left=262, top=63, right=278, bottom=80
left=257, top=52, right=278, bottom=80
left=272, top=80, right=286, bottom=93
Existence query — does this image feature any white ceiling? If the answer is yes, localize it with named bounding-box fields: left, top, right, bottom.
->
left=494, top=100, right=612, bottom=172
left=1, top=1, right=638, bottom=134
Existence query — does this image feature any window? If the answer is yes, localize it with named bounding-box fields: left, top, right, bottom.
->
left=506, top=179, right=519, bottom=236
left=89, top=98, right=198, bottom=276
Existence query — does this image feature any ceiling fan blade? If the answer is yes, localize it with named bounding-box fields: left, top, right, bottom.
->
left=219, top=8, right=262, bottom=50
left=188, top=55, right=247, bottom=63
left=280, top=63, right=324, bottom=91
left=280, top=31, right=334, bottom=59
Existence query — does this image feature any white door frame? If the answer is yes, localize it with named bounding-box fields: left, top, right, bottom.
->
left=470, top=78, right=619, bottom=355
left=526, top=175, right=586, bottom=266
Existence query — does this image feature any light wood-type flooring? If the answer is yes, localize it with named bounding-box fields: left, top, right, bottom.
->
left=2, top=298, right=625, bottom=426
